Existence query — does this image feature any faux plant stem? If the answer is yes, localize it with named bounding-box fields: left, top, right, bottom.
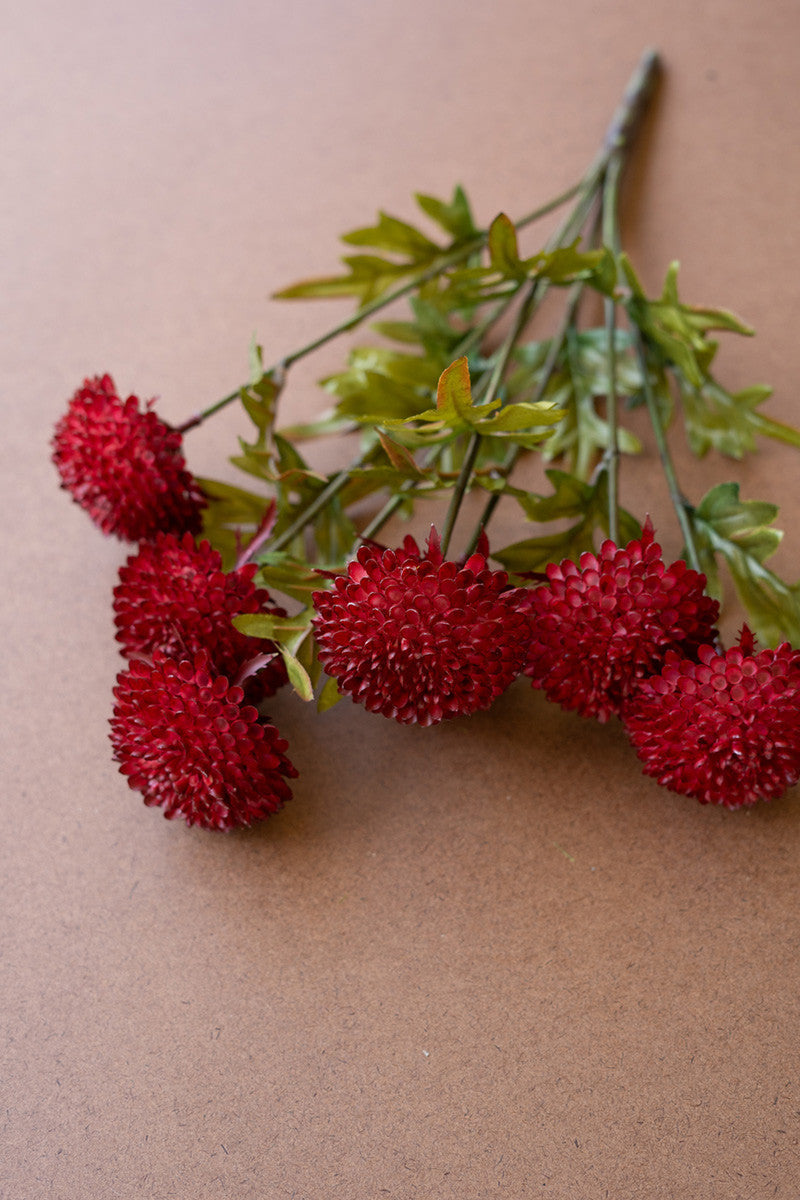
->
left=633, top=329, right=701, bottom=570
left=464, top=278, right=587, bottom=557
left=266, top=453, right=364, bottom=555
left=601, top=150, right=624, bottom=542
left=439, top=280, right=543, bottom=557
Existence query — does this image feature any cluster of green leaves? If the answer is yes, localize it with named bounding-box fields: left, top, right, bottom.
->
left=617, top=258, right=800, bottom=644
left=426, top=215, right=617, bottom=309
left=689, top=484, right=800, bottom=646
left=508, top=328, right=644, bottom=479
left=490, top=469, right=641, bottom=574
left=273, top=186, right=479, bottom=306
left=196, top=183, right=800, bottom=695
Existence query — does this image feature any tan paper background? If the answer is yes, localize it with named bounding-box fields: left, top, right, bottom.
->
left=3, top=1, right=800, bottom=1196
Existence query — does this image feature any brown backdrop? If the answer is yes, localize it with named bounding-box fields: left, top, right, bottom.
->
left=3, top=1, right=800, bottom=1196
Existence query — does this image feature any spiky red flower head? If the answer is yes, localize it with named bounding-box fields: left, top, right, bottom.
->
left=52, top=374, right=205, bottom=541
left=523, top=520, right=719, bottom=722
left=623, top=628, right=800, bottom=808
left=110, top=652, right=297, bottom=830
left=311, top=528, right=533, bottom=726
left=113, top=532, right=287, bottom=697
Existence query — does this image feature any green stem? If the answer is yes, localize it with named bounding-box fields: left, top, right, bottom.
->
left=359, top=445, right=446, bottom=542
left=601, top=150, right=623, bottom=542
left=439, top=279, right=543, bottom=556
left=463, top=282, right=586, bottom=556
left=438, top=432, right=482, bottom=557
left=266, top=453, right=364, bottom=554
left=633, top=329, right=700, bottom=570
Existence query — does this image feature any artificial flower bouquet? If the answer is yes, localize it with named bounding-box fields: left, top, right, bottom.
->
left=52, top=50, right=800, bottom=829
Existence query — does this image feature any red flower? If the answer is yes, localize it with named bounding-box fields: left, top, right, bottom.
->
left=52, top=374, right=205, bottom=541
left=523, top=521, right=719, bottom=721
left=113, top=532, right=287, bottom=697
left=311, top=529, right=532, bottom=725
left=110, top=652, right=297, bottom=830
left=623, top=628, right=800, bottom=808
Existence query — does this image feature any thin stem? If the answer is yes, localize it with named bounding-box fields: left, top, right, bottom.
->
left=439, top=432, right=482, bottom=557
left=266, top=452, right=364, bottom=554
left=463, top=281, right=586, bottom=556
left=359, top=445, right=446, bottom=542
left=601, top=150, right=624, bottom=542
left=632, top=329, right=700, bottom=570
left=439, top=279, right=543, bottom=556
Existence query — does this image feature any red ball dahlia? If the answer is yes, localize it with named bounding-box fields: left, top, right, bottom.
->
left=311, top=528, right=533, bottom=725
left=523, top=520, right=720, bottom=722
left=52, top=374, right=205, bottom=541
left=110, top=652, right=297, bottom=830
left=113, top=532, right=287, bottom=696
left=623, top=628, right=800, bottom=808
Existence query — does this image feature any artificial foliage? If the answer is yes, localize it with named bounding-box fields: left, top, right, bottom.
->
left=53, top=50, right=800, bottom=828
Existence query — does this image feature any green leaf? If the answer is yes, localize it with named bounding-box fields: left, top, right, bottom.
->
left=255, top=553, right=327, bottom=603
left=487, top=214, right=524, bottom=279
left=533, top=327, right=643, bottom=479
left=436, top=356, right=475, bottom=422
left=377, top=430, right=424, bottom=474
left=369, top=319, right=422, bottom=345
left=274, top=254, right=411, bottom=306
left=295, top=627, right=323, bottom=691
left=676, top=376, right=800, bottom=460
left=317, top=673, right=345, bottom=713
left=525, top=243, right=616, bottom=292
left=690, top=482, right=800, bottom=645
left=239, top=372, right=280, bottom=444
left=492, top=469, right=641, bottom=573
left=330, top=369, right=431, bottom=423
left=415, top=185, right=476, bottom=241
left=232, top=610, right=313, bottom=643
left=342, top=210, right=441, bottom=258
left=621, top=256, right=753, bottom=388
left=279, top=645, right=315, bottom=702
left=197, top=477, right=271, bottom=522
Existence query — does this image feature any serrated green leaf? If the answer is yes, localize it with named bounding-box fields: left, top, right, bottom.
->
left=472, top=400, right=563, bottom=433
left=694, top=482, right=780, bottom=559
left=690, top=482, right=800, bottom=645
left=621, top=256, right=753, bottom=389
left=677, top=376, right=800, bottom=460
left=491, top=469, right=641, bottom=572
